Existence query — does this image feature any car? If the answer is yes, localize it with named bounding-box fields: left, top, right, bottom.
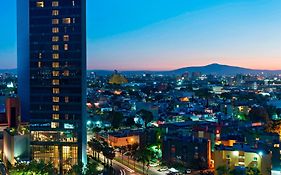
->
left=185, top=169, right=192, bottom=174
left=158, top=166, right=168, bottom=172
left=149, top=162, right=159, bottom=167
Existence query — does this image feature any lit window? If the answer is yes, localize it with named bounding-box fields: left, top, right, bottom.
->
left=65, top=97, right=69, bottom=103
left=52, top=71, right=59, bottom=77
left=53, top=54, right=59, bottom=59
left=52, top=19, right=59, bottom=25
left=53, top=97, right=60, bottom=103
left=52, top=62, right=59, bottom=68
left=63, top=70, right=69, bottom=76
left=51, top=122, right=59, bottom=128
left=52, top=79, right=60, bottom=85
left=52, top=27, right=59, bottom=33
left=52, top=36, right=59, bottom=42
left=38, top=62, right=42, bottom=68
left=52, top=10, right=59, bottom=16
left=72, top=0, right=75, bottom=6
left=52, top=45, right=59, bottom=51
left=52, top=114, right=60, bottom=120
left=39, top=53, right=42, bottom=59
left=53, top=88, right=60, bottom=94
left=52, top=1, right=59, bottom=7
left=63, top=18, right=71, bottom=24
left=64, top=44, right=68, bottom=50
left=274, top=144, right=280, bottom=148
left=53, top=105, right=59, bottom=111
left=63, top=35, right=69, bottom=41
left=36, top=1, right=44, bottom=8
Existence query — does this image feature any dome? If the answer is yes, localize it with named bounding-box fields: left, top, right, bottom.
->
left=109, top=71, right=128, bottom=85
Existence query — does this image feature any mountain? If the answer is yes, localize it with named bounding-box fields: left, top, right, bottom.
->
left=2, top=64, right=281, bottom=76
left=0, top=69, right=17, bottom=74
left=171, top=63, right=281, bottom=75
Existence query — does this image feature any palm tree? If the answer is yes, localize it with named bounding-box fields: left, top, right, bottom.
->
left=216, top=165, right=230, bottom=175
left=134, top=148, right=151, bottom=174
left=103, top=147, right=115, bottom=167
left=130, top=143, right=139, bottom=170
left=88, top=138, right=103, bottom=161
left=67, top=161, right=84, bottom=175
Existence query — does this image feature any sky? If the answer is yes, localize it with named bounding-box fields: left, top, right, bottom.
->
left=1, top=0, right=281, bottom=70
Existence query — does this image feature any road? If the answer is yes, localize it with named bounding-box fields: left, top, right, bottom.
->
left=91, top=150, right=140, bottom=175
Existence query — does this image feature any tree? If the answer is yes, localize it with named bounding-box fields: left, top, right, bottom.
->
left=107, top=111, right=124, bottom=129
left=84, top=160, right=103, bottom=175
left=248, top=106, right=269, bottom=123
left=133, top=148, right=152, bottom=174
left=246, top=167, right=261, bottom=175
left=216, top=165, right=229, bottom=175
left=88, top=138, right=103, bottom=161
left=10, top=160, right=55, bottom=175
left=102, top=147, right=115, bottom=166
left=67, top=161, right=83, bottom=175
left=137, top=110, right=153, bottom=127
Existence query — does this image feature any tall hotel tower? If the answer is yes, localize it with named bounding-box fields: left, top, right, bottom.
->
left=17, top=0, right=87, bottom=173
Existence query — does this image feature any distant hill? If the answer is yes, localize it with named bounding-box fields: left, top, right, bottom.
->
left=0, top=69, right=17, bottom=74
left=171, top=63, right=281, bottom=75
left=3, top=64, right=281, bottom=76
left=89, top=63, right=281, bottom=76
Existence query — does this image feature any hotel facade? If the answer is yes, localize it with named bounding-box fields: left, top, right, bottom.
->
left=17, top=0, right=87, bottom=173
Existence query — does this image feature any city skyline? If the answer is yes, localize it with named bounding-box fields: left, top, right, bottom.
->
left=2, top=0, right=281, bottom=70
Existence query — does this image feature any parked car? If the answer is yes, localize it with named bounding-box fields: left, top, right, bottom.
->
left=158, top=166, right=168, bottom=172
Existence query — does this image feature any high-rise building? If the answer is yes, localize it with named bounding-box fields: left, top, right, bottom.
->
left=5, top=97, right=21, bottom=129
left=17, top=0, right=87, bottom=173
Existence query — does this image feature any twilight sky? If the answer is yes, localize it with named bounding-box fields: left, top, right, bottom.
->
left=1, top=0, right=281, bottom=70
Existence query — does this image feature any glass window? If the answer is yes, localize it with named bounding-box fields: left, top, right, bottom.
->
left=65, top=97, right=69, bottom=103
left=63, top=35, right=69, bottom=41
left=63, top=18, right=71, bottom=24
left=52, top=45, right=59, bottom=51
left=53, top=97, right=60, bottom=103
left=64, top=44, right=68, bottom=50
left=52, top=27, right=59, bottom=33
left=52, top=71, right=59, bottom=77
left=52, top=62, right=59, bottom=68
left=53, top=88, right=60, bottom=94
left=53, top=105, right=60, bottom=111
left=52, top=10, right=59, bottom=16
left=52, top=114, right=60, bottom=120
left=52, top=1, right=59, bottom=7
left=52, top=36, right=59, bottom=42
left=63, top=70, right=69, bottom=76
left=36, top=1, right=44, bottom=8
left=52, top=80, right=60, bottom=85
left=53, top=54, right=59, bottom=59
left=52, top=19, right=59, bottom=25
left=51, top=122, right=59, bottom=128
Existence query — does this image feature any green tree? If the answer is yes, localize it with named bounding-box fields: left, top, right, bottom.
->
left=10, top=160, right=55, bottom=175
left=137, top=109, right=153, bottom=127
left=88, top=138, right=104, bottom=161
left=67, top=161, right=84, bottom=175
left=107, top=111, right=124, bottom=129
left=246, top=167, right=261, bottom=175
left=216, top=165, right=229, bottom=175
left=248, top=106, right=269, bottom=123
left=84, top=160, right=103, bottom=175
left=134, top=148, right=152, bottom=174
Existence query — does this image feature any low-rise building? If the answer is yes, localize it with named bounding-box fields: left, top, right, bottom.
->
left=214, top=143, right=271, bottom=175
left=3, top=127, right=30, bottom=166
